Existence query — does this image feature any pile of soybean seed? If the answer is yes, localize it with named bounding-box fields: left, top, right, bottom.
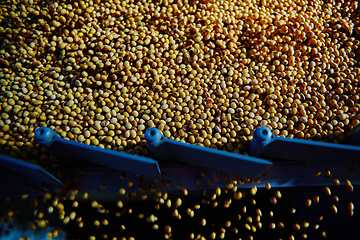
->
left=1, top=0, right=360, bottom=162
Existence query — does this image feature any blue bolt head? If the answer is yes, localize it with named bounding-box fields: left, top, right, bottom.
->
left=34, top=127, right=57, bottom=147
left=253, top=127, right=273, bottom=143
left=145, top=128, right=164, bottom=148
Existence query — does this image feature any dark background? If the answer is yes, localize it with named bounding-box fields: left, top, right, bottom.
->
left=1, top=185, right=358, bottom=240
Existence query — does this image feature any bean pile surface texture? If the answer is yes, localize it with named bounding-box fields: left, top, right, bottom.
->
left=1, top=0, right=360, bottom=161
left=0, top=0, right=359, bottom=239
